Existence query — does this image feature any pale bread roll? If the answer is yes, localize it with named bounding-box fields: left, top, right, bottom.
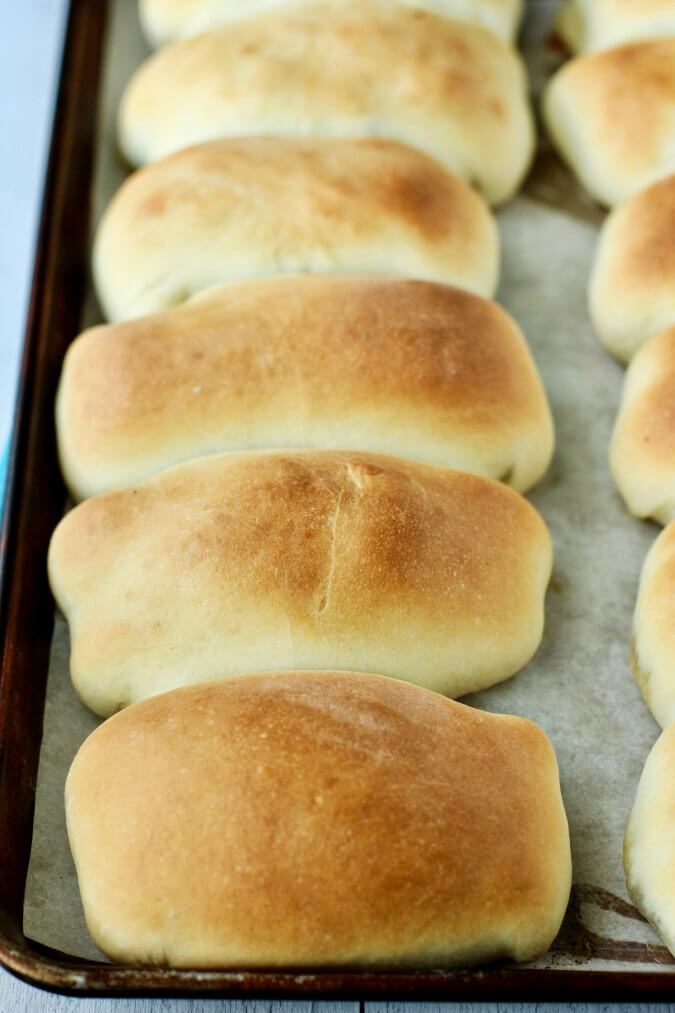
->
left=94, top=137, right=499, bottom=322
left=590, top=175, right=675, bottom=361
left=543, top=40, right=675, bottom=207
left=119, top=3, right=534, bottom=205
left=66, top=671, right=572, bottom=968
left=633, top=522, right=675, bottom=728
left=48, top=451, right=552, bottom=717
left=625, top=723, right=675, bottom=957
left=139, top=0, right=524, bottom=47
left=556, top=0, right=675, bottom=54
left=610, top=327, right=675, bottom=526
left=58, top=277, right=554, bottom=501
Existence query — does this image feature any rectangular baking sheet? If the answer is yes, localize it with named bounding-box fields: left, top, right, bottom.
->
left=3, top=0, right=675, bottom=998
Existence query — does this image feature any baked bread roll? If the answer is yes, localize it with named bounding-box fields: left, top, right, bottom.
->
left=94, top=137, right=499, bottom=322
left=556, top=0, right=675, bottom=54
left=119, top=3, right=534, bottom=205
left=48, top=451, right=552, bottom=717
left=543, top=40, right=675, bottom=207
left=633, top=522, right=675, bottom=728
left=58, top=276, right=554, bottom=501
left=66, top=671, right=572, bottom=968
left=610, top=327, right=675, bottom=526
left=625, top=722, right=675, bottom=957
left=139, top=0, right=524, bottom=47
left=590, top=175, right=675, bottom=361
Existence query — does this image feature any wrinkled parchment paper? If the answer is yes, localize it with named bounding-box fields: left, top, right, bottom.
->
left=22, top=0, right=675, bottom=973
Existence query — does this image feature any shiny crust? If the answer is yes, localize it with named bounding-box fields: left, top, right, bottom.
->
left=57, top=276, right=554, bottom=500
left=556, top=0, right=675, bottom=53
left=66, top=671, right=571, bottom=967
left=543, top=40, right=675, bottom=207
left=633, top=522, right=675, bottom=728
left=120, top=2, right=534, bottom=204
left=94, top=137, right=499, bottom=322
left=48, top=451, right=552, bottom=717
left=610, top=327, right=675, bottom=525
left=590, top=174, right=675, bottom=361
left=139, top=0, right=524, bottom=47
left=625, top=722, right=675, bottom=956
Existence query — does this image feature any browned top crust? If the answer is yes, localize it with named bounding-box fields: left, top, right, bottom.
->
left=94, top=137, right=499, bottom=322
left=139, top=0, right=524, bottom=48
left=57, top=276, right=553, bottom=499
left=48, top=450, right=552, bottom=716
left=119, top=2, right=534, bottom=204
left=610, top=325, right=675, bottom=524
left=543, top=40, right=675, bottom=207
left=66, top=670, right=571, bottom=967
left=591, top=174, right=675, bottom=361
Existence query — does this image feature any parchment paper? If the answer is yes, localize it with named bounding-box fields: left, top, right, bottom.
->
left=22, top=0, right=675, bottom=973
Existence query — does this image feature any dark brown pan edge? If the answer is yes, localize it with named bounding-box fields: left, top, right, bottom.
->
left=0, top=0, right=674, bottom=998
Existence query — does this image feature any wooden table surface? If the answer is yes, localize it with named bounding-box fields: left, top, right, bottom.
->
left=0, top=994, right=671, bottom=1013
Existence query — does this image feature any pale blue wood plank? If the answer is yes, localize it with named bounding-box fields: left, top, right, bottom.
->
left=0, top=0, right=69, bottom=457
left=0, top=973, right=358, bottom=1013
left=366, top=1004, right=675, bottom=1013
left=364, top=1000, right=672, bottom=1008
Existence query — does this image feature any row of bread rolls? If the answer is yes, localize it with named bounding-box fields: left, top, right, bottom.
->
left=547, top=0, right=675, bottom=961
left=53, top=0, right=573, bottom=970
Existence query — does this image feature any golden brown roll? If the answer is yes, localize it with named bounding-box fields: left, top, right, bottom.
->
left=610, top=327, right=675, bottom=525
left=625, top=722, right=675, bottom=957
left=542, top=40, right=675, bottom=207
left=66, top=671, right=572, bottom=968
left=48, top=451, right=552, bottom=717
left=57, top=277, right=554, bottom=500
left=633, top=522, right=675, bottom=728
left=94, top=137, right=499, bottom=322
left=590, top=175, right=675, bottom=362
left=119, top=2, right=534, bottom=204
left=139, top=0, right=524, bottom=46
left=556, top=0, right=675, bottom=54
